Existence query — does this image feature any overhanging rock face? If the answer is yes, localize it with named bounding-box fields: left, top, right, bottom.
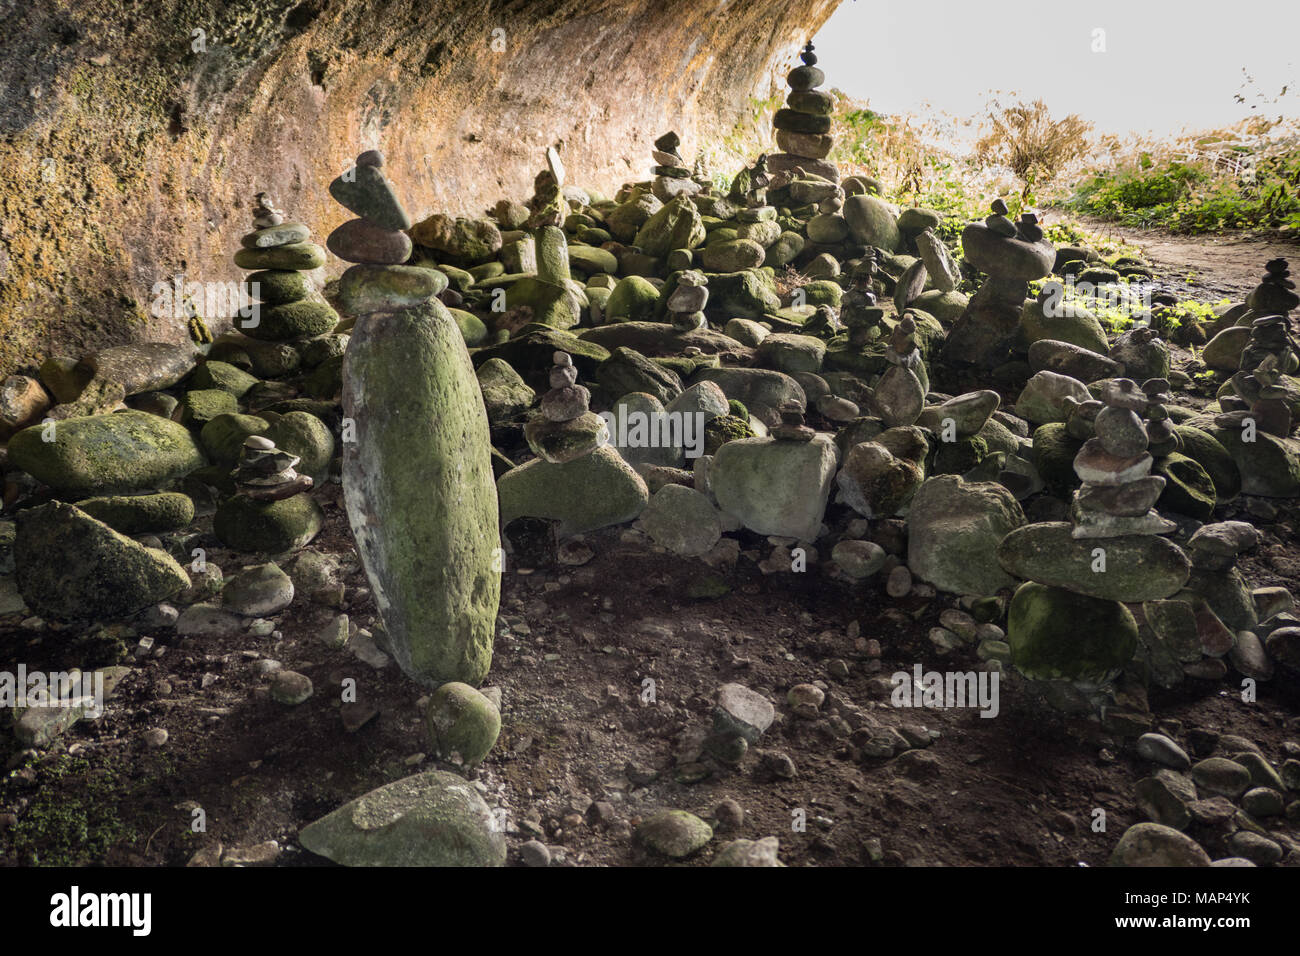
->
left=0, top=0, right=841, bottom=375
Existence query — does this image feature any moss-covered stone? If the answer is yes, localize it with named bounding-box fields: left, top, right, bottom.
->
left=1172, top=426, right=1239, bottom=501
left=1031, top=422, right=1083, bottom=492
left=76, top=492, right=195, bottom=534
left=998, top=522, right=1191, bottom=601
left=180, top=387, right=238, bottom=425
left=425, top=682, right=501, bottom=767
left=266, top=411, right=335, bottom=478
left=498, top=444, right=649, bottom=534
left=244, top=298, right=340, bottom=342
left=635, top=195, right=706, bottom=257
left=337, top=264, right=440, bottom=314
left=341, top=299, right=500, bottom=688
left=605, top=276, right=661, bottom=323
left=298, top=770, right=505, bottom=867
left=200, top=413, right=271, bottom=465
left=233, top=242, right=327, bottom=271
left=244, top=269, right=313, bottom=305
left=213, top=493, right=324, bottom=553
left=189, top=360, right=259, bottom=398
left=1007, top=581, right=1137, bottom=681
left=1154, top=452, right=1216, bottom=520
left=15, top=502, right=190, bottom=620
left=8, top=411, right=206, bottom=495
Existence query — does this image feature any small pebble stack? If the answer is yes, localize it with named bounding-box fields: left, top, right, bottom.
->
left=666, top=270, right=709, bottom=331
left=650, top=131, right=700, bottom=203
left=1070, top=378, right=1175, bottom=539
left=522, top=351, right=610, bottom=464
left=230, top=435, right=312, bottom=501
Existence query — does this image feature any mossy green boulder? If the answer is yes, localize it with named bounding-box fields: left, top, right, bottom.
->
left=189, top=360, right=259, bottom=398
left=180, top=387, right=238, bottom=425
left=1173, top=425, right=1240, bottom=501
left=244, top=298, right=339, bottom=342
left=266, top=411, right=335, bottom=478
left=997, top=522, right=1191, bottom=601
left=1007, top=581, right=1138, bottom=682
left=605, top=276, right=661, bottom=323
left=634, top=195, right=706, bottom=257
left=338, top=264, right=441, bottom=314
left=76, top=492, right=195, bottom=534
left=498, top=445, right=649, bottom=534
left=341, top=299, right=500, bottom=688
left=213, top=493, right=324, bottom=553
left=907, top=475, right=1025, bottom=595
left=200, top=413, right=271, bottom=465
left=1154, top=452, right=1216, bottom=520
left=8, top=411, right=206, bottom=495
left=15, top=502, right=191, bottom=620
left=424, top=682, right=501, bottom=767
left=233, top=241, right=327, bottom=271
left=476, top=358, right=535, bottom=422
left=298, top=770, right=505, bottom=867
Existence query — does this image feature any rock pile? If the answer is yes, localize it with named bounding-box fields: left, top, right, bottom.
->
left=650, top=131, right=701, bottom=203
left=770, top=42, right=837, bottom=183
left=941, top=200, right=1055, bottom=371
left=333, top=149, right=501, bottom=688
left=235, top=192, right=339, bottom=345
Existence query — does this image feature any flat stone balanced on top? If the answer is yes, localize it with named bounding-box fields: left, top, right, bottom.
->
left=332, top=149, right=501, bottom=688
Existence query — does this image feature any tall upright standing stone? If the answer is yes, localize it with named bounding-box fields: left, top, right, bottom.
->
left=333, top=150, right=500, bottom=688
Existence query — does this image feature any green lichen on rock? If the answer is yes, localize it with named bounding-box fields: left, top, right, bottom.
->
left=15, top=502, right=190, bottom=620
left=425, top=682, right=501, bottom=767
left=8, top=411, right=205, bottom=495
left=298, top=769, right=505, bottom=867
left=1006, top=581, right=1138, bottom=682
left=266, top=411, right=335, bottom=478
left=213, top=493, right=324, bottom=553
left=342, top=299, right=500, bottom=688
left=76, top=492, right=195, bottom=534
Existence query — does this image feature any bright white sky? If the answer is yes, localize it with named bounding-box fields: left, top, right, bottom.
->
left=811, top=0, right=1300, bottom=139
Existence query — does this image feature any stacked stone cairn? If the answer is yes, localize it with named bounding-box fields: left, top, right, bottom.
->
left=330, top=149, right=501, bottom=688
left=941, top=200, right=1055, bottom=371
left=327, top=151, right=443, bottom=315
left=666, top=270, right=709, bottom=332
left=523, top=351, right=610, bottom=464
left=650, top=131, right=701, bottom=203
left=231, top=435, right=312, bottom=500
left=234, top=193, right=339, bottom=344
left=770, top=41, right=837, bottom=183
left=1071, top=379, right=1176, bottom=539
left=840, top=257, right=885, bottom=346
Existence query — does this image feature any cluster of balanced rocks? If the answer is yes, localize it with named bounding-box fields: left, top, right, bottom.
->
left=770, top=42, right=838, bottom=183
left=4, top=111, right=1300, bottom=866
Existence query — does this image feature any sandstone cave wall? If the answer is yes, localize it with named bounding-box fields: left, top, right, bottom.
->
left=0, top=0, right=841, bottom=377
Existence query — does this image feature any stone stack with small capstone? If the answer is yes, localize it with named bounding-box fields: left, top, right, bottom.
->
left=1070, top=378, right=1175, bottom=539
left=234, top=193, right=338, bottom=343
left=841, top=258, right=885, bottom=346
left=769, top=42, right=837, bottom=183
left=328, top=151, right=440, bottom=315
left=666, top=270, right=709, bottom=332
left=230, top=435, right=312, bottom=500
left=941, top=200, right=1055, bottom=372
left=651, top=132, right=701, bottom=203
left=522, top=351, right=610, bottom=464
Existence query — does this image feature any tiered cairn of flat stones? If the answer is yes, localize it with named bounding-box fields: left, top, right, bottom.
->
left=523, top=351, right=610, bottom=464
left=841, top=257, right=885, bottom=346
left=328, top=150, right=438, bottom=315
left=1071, top=379, right=1175, bottom=539
left=231, top=435, right=312, bottom=500
left=770, top=41, right=837, bottom=182
left=941, top=200, right=1055, bottom=371
left=1219, top=263, right=1298, bottom=438
left=234, top=193, right=338, bottom=343
left=651, top=131, right=701, bottom=203
left=666, top=270, right=709, bottom=331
